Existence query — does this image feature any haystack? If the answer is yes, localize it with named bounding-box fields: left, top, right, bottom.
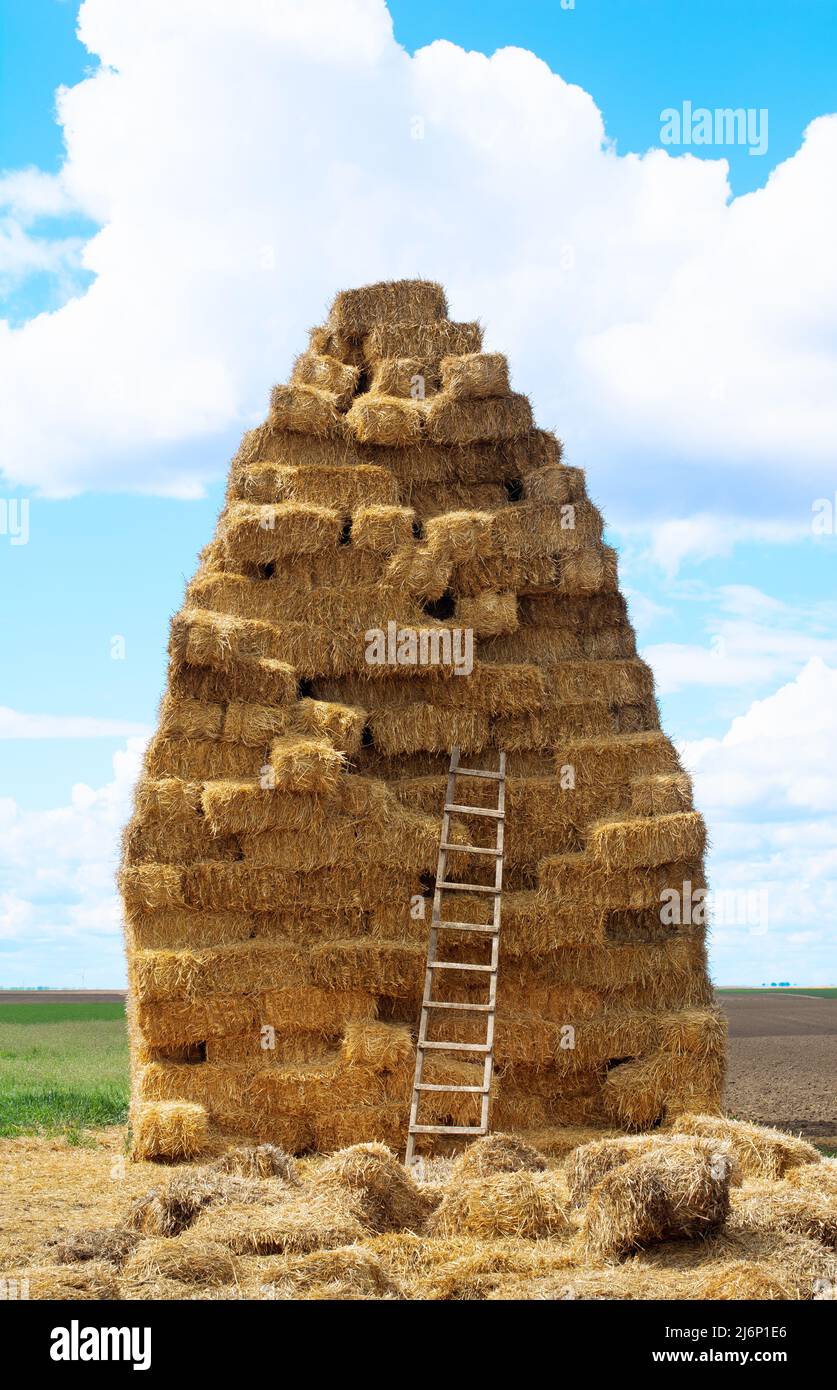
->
left=14, top=1262, right=120, bottom=1301
left=122, top=1235, right=241, bottom=1288
left=309, top=1142, right=433, bottom=1232
left=257, top=1246, right=405, bottom=1300
left=566, top=1131, right=735, bottom=1205
left=671, top=1113, right=820, bottom=1180
left=194, top=1186, right=371, bottom=1256
left=695, top=1262, right=798, bottom=1301
left=121, top=279, right=724, bottom=1160
left=583, top=1140, right=732, bottom=1261
left=426, top=1171, right=572, bottom=1239
left=49, top=1227, right=141, bottom=1267
left=729, top=1179, right=837, bottom=1249
left=128, top=1168, right=273, bottom=1237
left=211, top=1143, right=299, bottom=1182
left=449, top=1132, right=548, bottom=1180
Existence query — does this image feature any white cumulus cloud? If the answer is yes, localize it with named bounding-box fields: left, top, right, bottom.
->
left=0, top=708, right=152, bottom=738
left=0, top=738, right=145, bottom=987
left=680, top=659, right=837, bottom=984
left=644, top=587, right=837, bottom=695
left=634, top=516, right=811, bottom=580
left=0, top=0, right=832, bottom=526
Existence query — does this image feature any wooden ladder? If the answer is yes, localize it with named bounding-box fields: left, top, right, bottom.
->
left=404, top=746, right=507, bottom=1168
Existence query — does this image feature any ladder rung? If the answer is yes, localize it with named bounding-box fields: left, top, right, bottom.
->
left=453, top=769, right=503, bottom=780
left=423, top=1000, right=493, bottom=1012
left=435, top=921, right=498, bottom=933
left=418, top=1040, right=491, bottom=1052
left=416, top=1083, right=488, bottom=1093
left=437, top=881, right=499, bottom=895
left=439, top=843, right=501, bottom=856
left=445, top=803, right=504, bottom=819
left=409, top=1124, right=487, bottom=1135
left=430, top=960, right=495, bottom=972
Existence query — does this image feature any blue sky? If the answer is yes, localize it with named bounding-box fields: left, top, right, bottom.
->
left=389, top=0, right=837, bottom=196
left=1, top=0, right=835, bottom=987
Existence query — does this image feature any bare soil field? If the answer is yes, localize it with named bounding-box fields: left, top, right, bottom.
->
left=720, top=993, right=837, bottom=1144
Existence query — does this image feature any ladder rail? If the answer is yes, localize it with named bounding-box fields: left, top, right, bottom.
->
left=405, top=749, right=460, bottom=1158
left=405, top=746, right=506, bottom=1167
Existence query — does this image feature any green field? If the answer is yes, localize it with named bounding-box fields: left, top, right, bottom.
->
left=1, top=994, right=834, bottom=1149
left=0, top=1002, right=129, bottom=1139
left=716, top=987, right=837, bottom=999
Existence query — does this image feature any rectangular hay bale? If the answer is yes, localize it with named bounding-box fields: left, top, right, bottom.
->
left=363, top=319, right=482, bottom=364
left=440, top=352, right=510, bottom=400
left=268, top=384, right=345, bottom=438
left=424, top=392, right=532, bottom=444
left=230, top=461, right=398, bottom=509
left=291, top=351, right=359, bottom=408
left=331, top=280, right=448, bottom=336
left=222, top=501, right=344, bottom=562
left=351, top=504, right=417, bottom=553
left=346, top=395, right=425, bottom=447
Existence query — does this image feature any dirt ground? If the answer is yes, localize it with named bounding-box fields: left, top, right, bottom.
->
left=0, top=1130, right=152, bottom=1272
left=1, top=1124, right=835, bottom=1302
left=721, top=993, right=837, bottom=1143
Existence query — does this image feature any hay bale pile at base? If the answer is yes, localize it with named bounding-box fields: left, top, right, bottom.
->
left=11, top=1122, right=837, bottom=1301
left=120, top=278, right=724, bottom=1159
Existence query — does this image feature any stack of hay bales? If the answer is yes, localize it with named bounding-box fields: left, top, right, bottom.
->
left=121, top=279, right=724, bottom=1160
